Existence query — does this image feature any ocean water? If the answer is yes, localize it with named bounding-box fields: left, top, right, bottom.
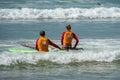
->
left=0, top=0, right=120, bottom=80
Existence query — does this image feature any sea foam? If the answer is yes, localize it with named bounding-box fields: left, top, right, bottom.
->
left=0, top=49, right=119, bottom=65
left=0, top=39, right=120, bottom=65
left=0, top=7, right=120, bottom=20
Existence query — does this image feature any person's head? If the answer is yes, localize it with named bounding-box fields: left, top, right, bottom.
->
left=40, top=30, right=45, bottom=36
left=66, top=24, right=71, bottom=30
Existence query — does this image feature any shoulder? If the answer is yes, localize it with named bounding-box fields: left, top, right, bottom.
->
left=61, top=31, right=66, bottom=36
left=47, top=38, right=51, bottom=42
left=72, top=32, right=77, bottom=37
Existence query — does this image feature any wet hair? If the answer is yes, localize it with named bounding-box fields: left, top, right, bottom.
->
left=66, top=24, right=71, bottom=30
left=40, top=30, right=45, bottom=36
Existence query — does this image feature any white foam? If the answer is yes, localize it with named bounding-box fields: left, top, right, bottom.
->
left=0, top=49, right=120, bottom=65
left=0, top=7, right=120, bottom=20
left=0, top=39, right=120, bottom=65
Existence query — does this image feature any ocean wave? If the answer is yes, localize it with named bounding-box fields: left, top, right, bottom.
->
left=0, top=49, right=120, bottom=66
left=0, top=39, right=120, bottom=66
left=0, top=7, right=120, bottom=20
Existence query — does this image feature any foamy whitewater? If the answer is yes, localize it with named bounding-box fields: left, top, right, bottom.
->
left=0, top=39, right=120, bottom=65
left=0, top=7, right=120, bottom=19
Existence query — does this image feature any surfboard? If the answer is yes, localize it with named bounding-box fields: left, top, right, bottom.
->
left=8, top=47, right=67, bottom=53
left=8, top=43, right=83, bottom=53
left=8, top=48, right=38, bottom=53
left=21, top=43, right=84, bottom=51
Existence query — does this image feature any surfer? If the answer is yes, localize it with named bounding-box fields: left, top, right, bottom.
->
left=97, top=2, right=101, bottom=6
left=61, top=24, right=79, bottom=50
left=36, top=30, right=62, bottom=52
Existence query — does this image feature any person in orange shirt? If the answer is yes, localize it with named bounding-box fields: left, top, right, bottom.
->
left=61, top=24, right=79, bottom=50
left=36, top=30, right=62, bottom=52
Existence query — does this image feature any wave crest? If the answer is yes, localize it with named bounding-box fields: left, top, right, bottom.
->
left=0, top=50, right=120, bottom=66
left=0, top=7, right=120, bottom=20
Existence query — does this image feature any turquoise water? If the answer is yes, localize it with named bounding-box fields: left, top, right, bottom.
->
left=0, top=0, right=120, bottom=80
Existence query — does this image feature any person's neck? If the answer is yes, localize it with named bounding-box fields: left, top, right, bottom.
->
left=66, top=30, right=70, bottom=31
left=40, top=36, right=45, bottom=38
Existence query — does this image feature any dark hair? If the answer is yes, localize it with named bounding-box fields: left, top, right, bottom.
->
left=66, top=24, right=71, bottom=30
left=40, top=30, right=45, bottom=36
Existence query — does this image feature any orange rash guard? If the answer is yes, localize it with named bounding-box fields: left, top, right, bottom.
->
left=36, top=37, right=61, bottom=52
left=37, top=37, right=49, bottom=52
left=61, top=31, right=79, bottom=48
left=63, top=31, right=73, bottom=46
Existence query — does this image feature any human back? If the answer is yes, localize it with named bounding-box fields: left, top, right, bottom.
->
left=63, top=30, right=73, bottom=46
left=37, top=36, right=49, bottom=52
left=36, top=30, right=62, bottom=52
left=61, top=24, right=79, bottom=49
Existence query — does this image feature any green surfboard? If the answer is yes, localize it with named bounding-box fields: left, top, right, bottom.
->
left=8, top=48, right=67, bottom=53
left=8, top=48, right=38, bottom=53
left=8, top=43, right=83, bottom=53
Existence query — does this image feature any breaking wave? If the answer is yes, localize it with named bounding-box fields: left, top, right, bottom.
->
left=0, top=39, right=120, bottom=66
left=0, top=7, right=120, bottom=20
